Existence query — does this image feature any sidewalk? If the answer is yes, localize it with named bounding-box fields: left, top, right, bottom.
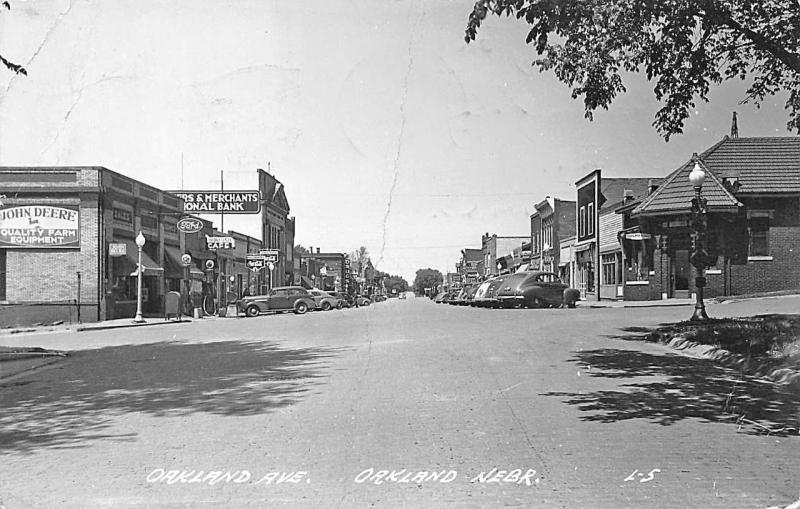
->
left=577, top=297, right=695, bottom=309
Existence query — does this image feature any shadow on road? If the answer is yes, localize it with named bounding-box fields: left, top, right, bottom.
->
left=0, top=339, right=344, bottom=454
left=543, top=347, right=800, bottom=437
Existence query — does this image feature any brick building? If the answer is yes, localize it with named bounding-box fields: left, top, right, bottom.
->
left=530, top=197, right=576, bottom=273
left=481, top=233, right=529, bottom=279
left=0, top=166, right=193, bottom=325
left=624, top=136, right=800, bottom=300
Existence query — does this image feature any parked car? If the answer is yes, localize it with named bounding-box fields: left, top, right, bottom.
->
left=374, top=295, right=387, bottom=303
left=331, top=291, right=353, bottom=308
left=448, top=287, right=468, bottom=305
left=355, top=295, right=371, bottom=307
left=462, top=285, right=479, bottom=305
left=398, top=292, right=407, bottom=300
left=238, top=286, right=317, bottom=317
left=495, top=271, right=580, bottom=308
left=308, top=289, right=341, bottom=310
left=472, top=276, right=509, bottom=308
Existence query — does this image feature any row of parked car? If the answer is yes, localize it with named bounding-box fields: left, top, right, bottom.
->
left=237, top=286, right=378, bottom=317
left=432, top=271, right=581, bottom=309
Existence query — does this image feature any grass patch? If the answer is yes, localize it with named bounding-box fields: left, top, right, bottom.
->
left=647, top=314, right=800, bottom=370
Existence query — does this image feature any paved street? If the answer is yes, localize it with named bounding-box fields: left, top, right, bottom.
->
left=1, top=296, right=799, bottom=508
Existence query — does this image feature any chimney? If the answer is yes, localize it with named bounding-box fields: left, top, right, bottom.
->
left=623, top=189, right=634, bottom=202
left=648, top=179, right=659, bottom=195
left=316, top=247, right=320, bottom=254
left=730, top=111, right=739, bottom=138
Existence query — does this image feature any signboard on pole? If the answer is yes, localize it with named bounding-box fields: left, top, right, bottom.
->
left=169, top=191, right=262, bottom=214
left=246, top=253, right=266, bottom=272
left=259, top=249, right=279, bottom=262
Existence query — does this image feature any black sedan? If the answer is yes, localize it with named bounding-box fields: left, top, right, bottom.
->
left=238, top=286, right=317, bottom=317
left=495, top=271, right=580, bottom=308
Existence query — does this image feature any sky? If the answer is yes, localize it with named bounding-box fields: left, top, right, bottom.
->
left=0, top=0, right=793, bottom=283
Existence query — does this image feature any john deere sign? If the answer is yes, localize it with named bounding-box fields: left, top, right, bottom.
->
left=169, top=191, right=261, bottom=214
left=0, top=205, right=80, bottom=248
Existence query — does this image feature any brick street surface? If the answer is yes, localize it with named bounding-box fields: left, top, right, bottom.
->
left=1, top=296, right=799, bottom=508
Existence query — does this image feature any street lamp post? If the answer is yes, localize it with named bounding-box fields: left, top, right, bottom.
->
left=134, top=231, right=146, bottom=323
left=688, top=162, right=710, bottom=321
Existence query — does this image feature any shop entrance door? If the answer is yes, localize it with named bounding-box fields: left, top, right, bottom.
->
left=672, top=249, right=690, bottom=298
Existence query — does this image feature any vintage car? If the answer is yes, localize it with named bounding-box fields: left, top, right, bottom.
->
left=461, top=285, right=479, bottom=305
left=238, top=286, right=317, bottom=317
left=308, top=289, right=341, bottom=310
left=331, top=291, right=353, bottom=308
left=495, top=271, right=580, bottom=308
left=355, top=295, right=371, bottom=307
left=472, top=276, right=509, bottom=308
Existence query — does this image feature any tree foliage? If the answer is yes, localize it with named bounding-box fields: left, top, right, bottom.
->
left=349, top=246, right=371, bottom=275
left=1, top=1, right=27, bottom=76
left=465, top=0, right=800, bottom=140
left=384, top=274, right=409, bottom=294
left=413, top=268, right=443, bottom=295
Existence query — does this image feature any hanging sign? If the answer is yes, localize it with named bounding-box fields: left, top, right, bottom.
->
left=169, top=191, right=261, bottom=214
left=259, top=249, right=279, bottom=262
left=0, top=205, right=80, bottom=248
left=206, top=236, right=235, bottom=250
left=176, top=216, right=204, bottom=234
left=109, top=243, right=127, bottom=257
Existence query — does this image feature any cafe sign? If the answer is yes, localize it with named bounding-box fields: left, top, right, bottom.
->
left=0, top=205, right=80, bottom=248
left=206, top=235, right=235, bottom=250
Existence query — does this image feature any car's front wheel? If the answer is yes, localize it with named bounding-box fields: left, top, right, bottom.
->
left=295, top=301, right=309, bottom=315
left=321, top=301, right=332, bottom=311
left=245, top=305, right=260, bottom=317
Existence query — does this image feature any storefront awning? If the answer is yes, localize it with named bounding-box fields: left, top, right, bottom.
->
left=300, top=276, right=315, bottom=289
left=120, top=239, right=163, bottom=276
left=163, top=246, right=185, bottom=279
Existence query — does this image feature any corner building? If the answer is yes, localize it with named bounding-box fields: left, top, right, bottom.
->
left=0, top=166, right=191, bottom=326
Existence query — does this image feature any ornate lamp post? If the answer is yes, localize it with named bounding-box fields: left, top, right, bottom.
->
left=134, top=231, right=146, bottom=323
left=688, top=162, right=710, bottom=321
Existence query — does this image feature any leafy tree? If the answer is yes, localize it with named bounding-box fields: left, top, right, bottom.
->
left=349, top=246, right=370, bottom=275
left=465, top=0, right=800, bottom=140
left=294, top=245, right=310, bottom=255
left=384, top=274, right=409, bottom=294
left=413, top=268, right=443, bottom=296
left=1, top=2, right=27, bottom=76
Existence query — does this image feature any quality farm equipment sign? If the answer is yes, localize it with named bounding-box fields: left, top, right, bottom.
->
left=0, top=205, right=80, bottom=248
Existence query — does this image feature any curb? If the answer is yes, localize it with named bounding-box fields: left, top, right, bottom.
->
left=665, top=336, right=800, bottom=391
left=76, top=319, right=193, bottom=332
left=0, top=354, right=67, bottom=382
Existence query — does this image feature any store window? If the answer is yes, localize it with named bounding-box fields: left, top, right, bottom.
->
left=601, top=253, right=621, bottom=285
left=624, top=240, right=654, bottom=281
left=587, top=203, right=594, bottom=235
left=579, top=206, right=586, bottom=237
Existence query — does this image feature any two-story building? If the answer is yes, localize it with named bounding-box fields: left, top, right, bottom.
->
left=530, top=197, right=576, bottom=273
left=574, top=171, right=657, bottom=300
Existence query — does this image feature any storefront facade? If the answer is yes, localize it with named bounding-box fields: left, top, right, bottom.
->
left=0, top=166, right=190, bottom=325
